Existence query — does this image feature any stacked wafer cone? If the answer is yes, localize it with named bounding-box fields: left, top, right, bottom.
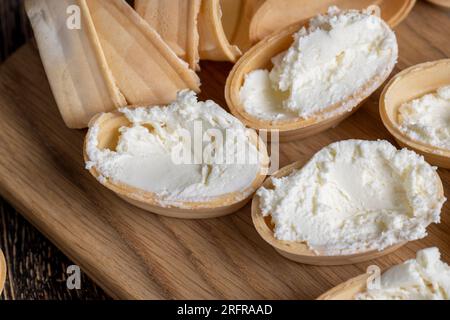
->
left=26, top=0, right=267, bottom=128
left=136, top=0, right=265, bottom=64
left=27, top=0, right=413, bottom=129
left=135, top=0, right=202, bottom=70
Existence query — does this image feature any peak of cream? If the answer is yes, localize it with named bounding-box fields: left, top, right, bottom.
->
left=357, top=247, right=450, bottom=300
left=257, top=140, right=445, bottom=255
left=240, top=7, right=398, bottom=120
left=399, top=85, right=450, bottom=151
left=85, top=90, right=262, bottom=205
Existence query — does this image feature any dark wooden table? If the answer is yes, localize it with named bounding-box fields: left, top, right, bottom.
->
left=0, top=0, right=109, bottom=300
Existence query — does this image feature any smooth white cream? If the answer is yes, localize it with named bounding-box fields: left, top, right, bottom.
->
left=257, top=140, right=445, bottom=255
left=86, top=90, right=262, bottom=205
left=399, top=85, right=450, bottom=150
left=240, top=7, right=398, bottom=120
left=357, top=247, right=450, bottom=300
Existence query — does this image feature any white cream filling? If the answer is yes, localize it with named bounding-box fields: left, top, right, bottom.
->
left=86, top=90, right=261, bottom=204
left=357, top=247, right=450, bottom=300
left=257, top=140, right=445, bottom=255
left=240, top=6, right=398, bottom=120
left=399, top=85, right=450, bottom=151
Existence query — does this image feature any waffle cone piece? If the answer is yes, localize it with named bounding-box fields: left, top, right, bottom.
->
left=249, top=0, right=416, bottom=43
left=25, top=0, right=127, bottom=129
left=134, top=0, right=201, bottom=70
left=86, top=0, right=201, bottom=106
left=198, top=0, right=242, bottom=62
left=220, top=0, right=265, bottom=52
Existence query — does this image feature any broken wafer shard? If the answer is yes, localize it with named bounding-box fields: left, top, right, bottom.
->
left=86, top=0, right=201, bottom=106
left=198, top=0, right=242, bottom=62
left=25, top=0, right=126, bottom=129
left=220, top=0, right=265, bottom=52
left=134, top=0, right=201, bottom=70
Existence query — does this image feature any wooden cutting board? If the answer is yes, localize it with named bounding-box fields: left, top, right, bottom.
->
left=0, top=1, right=449, bottom=300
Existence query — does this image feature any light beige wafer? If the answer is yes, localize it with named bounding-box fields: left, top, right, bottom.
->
left=249, top=0, right=416, bottom=43
left=135, top=0, right=201, bottom=70
left=86, top=0, right=201, bottom=106
left=220, top=0, right=265, bottom=52
left=25, top=0, right=126, bottom=129
left=198, top=0, right=242, bottom=62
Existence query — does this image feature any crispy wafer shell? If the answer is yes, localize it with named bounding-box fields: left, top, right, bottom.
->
left=249, top=0, right=416, bottom=43
left=135, top=0, right=201, bottom=70
left=86, top=0, right=201, bottom=106
left=25, top=0, right=127, bottom=129
left=198, top=0, right=242, bottom=62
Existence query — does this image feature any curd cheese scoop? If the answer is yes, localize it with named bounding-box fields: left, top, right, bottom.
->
left=249, top=0, right=416, bottom=43
left=85, top=0, right=201, bottom=106
left=251, top=140, right=445, bottom=265
left=318, top=247, right=450, bottom=300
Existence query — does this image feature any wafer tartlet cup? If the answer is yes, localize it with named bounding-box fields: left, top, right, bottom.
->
left=226, top=16, right=397, bottom=142
left=249, top=0, right=416, bottom=44
left=84, top=110, right=270, bottom=219
left=380, top=59, right=450, bottom=168
left=251, top=160, right=444, bottom=265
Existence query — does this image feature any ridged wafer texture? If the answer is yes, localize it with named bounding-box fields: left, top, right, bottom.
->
left=425, top=0, right=450, bottom=7
left=226, top=9, right=399, bottom=141
left=135, top=0, right=201, bottom=70
left=25, top=0, right=127, bottom=129
left=86, top=0, right=201, bottom=106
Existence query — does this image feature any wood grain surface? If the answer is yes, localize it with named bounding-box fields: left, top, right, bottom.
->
left=0, top=0, right=108, bottom=300
left=0, top=198, right=109, bottom=300
left=0, top=0, right=449, bottom=300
